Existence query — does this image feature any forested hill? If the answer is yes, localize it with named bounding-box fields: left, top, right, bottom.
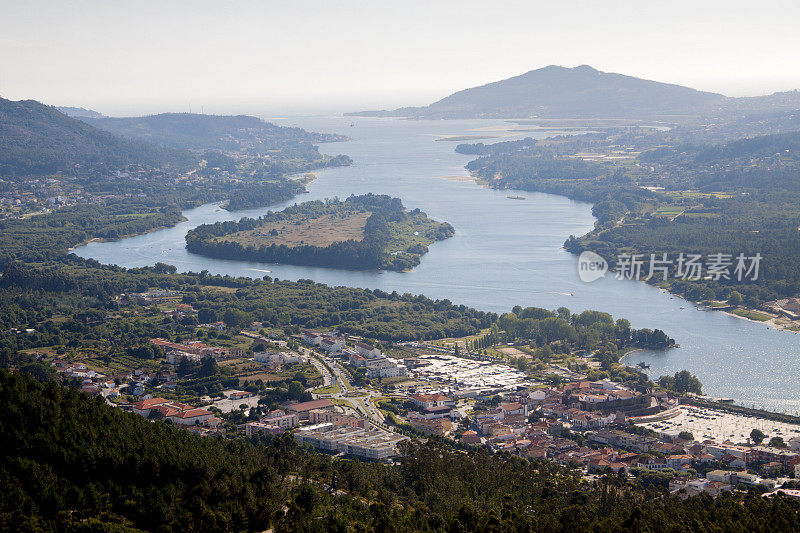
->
left=348, top=65, right=800, bottom=120
left=4, top=370, right=800, bottom=532
left=348, top=65, right=726, bottom=119
left=81, top=112, right=346, bottom=151
left=0, top=97, right=196, bottom=177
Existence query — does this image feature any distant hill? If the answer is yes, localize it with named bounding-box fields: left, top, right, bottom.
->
left=56, top=106, right=105, bottom=118
left=0, top=97, right=196, bottom=177
left=348, top=65, right=800, bottom=119
left=80, top=112, right=346, bottom=151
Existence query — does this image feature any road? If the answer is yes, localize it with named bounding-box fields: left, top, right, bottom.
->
left=304, top=348, right=391, bottom=431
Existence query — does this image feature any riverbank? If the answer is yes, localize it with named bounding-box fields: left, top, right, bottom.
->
left=66, top=216, right=189, bottom=253
left=477, top=168, right=800, bottom=335
left=720, top=307, right=800, bottom=332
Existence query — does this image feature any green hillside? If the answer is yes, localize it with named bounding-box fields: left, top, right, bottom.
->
left=0, top=98, right=195, bottom=177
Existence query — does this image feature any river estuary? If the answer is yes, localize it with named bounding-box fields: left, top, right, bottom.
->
left=75, top=116, right=800, bottom=412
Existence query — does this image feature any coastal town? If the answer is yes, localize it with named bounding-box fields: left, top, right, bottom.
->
left=33, top=287, right=800, bottom=502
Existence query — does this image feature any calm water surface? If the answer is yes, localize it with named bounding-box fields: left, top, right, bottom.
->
left=76, top=116, right=800, bottom=412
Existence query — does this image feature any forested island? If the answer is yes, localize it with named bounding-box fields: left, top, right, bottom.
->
left=185, top=194, right=455, bottom=271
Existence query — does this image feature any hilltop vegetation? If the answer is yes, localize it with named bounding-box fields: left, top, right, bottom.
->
left=81, top=112, right=346, bottom=151
left=0, top=97, right=195, bottom=177
left=186, top=194, right=455, bottom=271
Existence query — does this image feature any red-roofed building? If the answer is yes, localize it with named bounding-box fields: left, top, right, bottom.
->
left=461, top=430, right=481, bottom=445
left=285, top=399, right=335, bottom=419
left=410, top=393, right=453, bottom=410
left=168, top=408, right=214, bottom=426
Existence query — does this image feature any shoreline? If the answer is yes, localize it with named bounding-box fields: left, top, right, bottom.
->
left=466, top=173, right=800, bottom=336
left=67, top=216, right=189, bottom=253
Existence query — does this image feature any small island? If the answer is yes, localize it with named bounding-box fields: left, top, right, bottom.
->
left=185, top=194, right=454, bottom=271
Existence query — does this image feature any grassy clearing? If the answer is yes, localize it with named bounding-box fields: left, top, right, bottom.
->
left=731, top=308, right=772, bottom=321
left=217, top=212, right=370, bottom=248
left=313, top=384, right=341, bottom=395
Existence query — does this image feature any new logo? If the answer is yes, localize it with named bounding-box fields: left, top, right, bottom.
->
left=578, top=251, right=607, bottom=283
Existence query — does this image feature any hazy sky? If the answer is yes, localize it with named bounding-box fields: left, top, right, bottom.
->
left=1, top=0, right=799, bottom=115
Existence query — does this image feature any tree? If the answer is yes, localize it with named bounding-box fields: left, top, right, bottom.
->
left=177, top=356, right=197, bottom=377
left=678, top=431, right=694, bottom=441
left=673, top=370, right=702, bottom=394
left=223, top=308, right=249, bottom=329
left=728, top=291, right=743, bottom=306
left=199, top=356, right=218, bottom=377
left=197, top=308, right=217, bottom=324
left=660, top=370, right=702, bottom=395
left=18, top=362, right=57, bottom=382
left=769, top=436, right=786, bottom=448
left=751, top=428, right=765, bottom=445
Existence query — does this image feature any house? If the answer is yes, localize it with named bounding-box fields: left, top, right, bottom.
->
left=731, top=471, right=760, bottom=486
left=254, top=351, right=303, bottom=366
left=461, top=430, right=481, bottom=445
left=295, top=424, right=408, bottom=462
left=348, top=353, right=367, bottom=367
left=666, top=454, right=694, bottom=470
left=706, top=470, right=732, bottom=484
left=365, top=358, right=406, bottom=379
left=637, top=456, right=667, bottom=470
left=522, top=444, right=549, bottom=459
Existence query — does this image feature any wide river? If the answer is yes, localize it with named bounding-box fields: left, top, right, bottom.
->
left=76, top=116, right=800, bottom=412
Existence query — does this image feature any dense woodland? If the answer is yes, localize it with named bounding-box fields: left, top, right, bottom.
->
left=462, top=115, right=800, bottom=306
left=0, top=258, right=495, bottom=346
left=3, top=371, right=800, bottom=532
left=186, top=194, right=455, bottom=271
left=0, top=98, right=196, bottom=176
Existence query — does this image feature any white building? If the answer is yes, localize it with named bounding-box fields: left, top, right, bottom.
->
left=320, top=336, right=345, bottom=353
left=254, top=351, right=303, bottom=365
left=355, top=342, right=382, bottom=359
left=301, top=329, right=322, bottom=345
left=261, top=412, right=300, bottom=430
left=365, top=357, right=407, bottom=379
left=294, top=424, right=408, bottom=461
